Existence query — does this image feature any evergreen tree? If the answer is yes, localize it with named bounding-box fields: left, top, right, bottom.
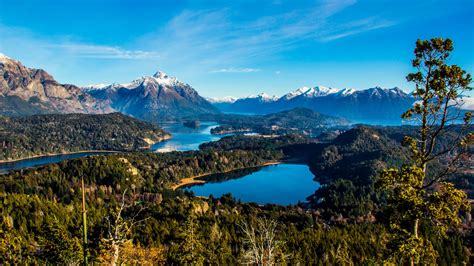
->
left=38, top=216, right=83, bottom=264
left=377, top=38, right=472, bottom=264
left=176, top=214, right=205, bottom=265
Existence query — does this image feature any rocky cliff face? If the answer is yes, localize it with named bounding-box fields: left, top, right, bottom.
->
left=0, top=53, right=112, bottom=116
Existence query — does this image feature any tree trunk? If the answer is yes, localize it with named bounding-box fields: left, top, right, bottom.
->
left=112, top=242, right=119, bottom=266
left=410, top=218, right=419, bottom=266
left=414, top=219, right=419, bottom=238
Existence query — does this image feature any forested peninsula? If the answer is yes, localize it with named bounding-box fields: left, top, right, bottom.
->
left=0, top=113, right=170, bottom=161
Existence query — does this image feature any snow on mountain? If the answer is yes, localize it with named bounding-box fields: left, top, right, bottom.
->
left=305, top=86, right=340, bottom=97
left=281, top=87, right=311, bottom=100
left=1, top=54, right=111, bottom=115
left=388, top=87, right=409, bottom=97
left=83, top=71, right=184, bottom=92
left=206, top=96, right=238, bottom=103
left=281, top=86, right=341, bottom=100
left=85, top=70, right=219, bottom=120
left=82, top=83, right=108, bottom=90
left=0, top=53, right=11, bottom=62
left=246, top=92, right=278, bottom=102
left=335, top=88, right=357, bottom=96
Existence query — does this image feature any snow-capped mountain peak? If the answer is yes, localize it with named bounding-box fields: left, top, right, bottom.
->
left=150, top=70, right=179, bottom=86
left=153, top=70, right=167, bottom=79
left=388, top=87, right=408, bottom=96
left=282, top=85, right=340, bottom=100
left=282, top=86, right=311, bottom=100
left=82, top=83, right=107, bottom=90
left=306, top=86, right=340, bottom=97
left=247, top=92, right=278, bottom=102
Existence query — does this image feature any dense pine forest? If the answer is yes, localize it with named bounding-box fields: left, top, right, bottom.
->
left=0, top=113, right=169, bottom=161
left=1, top=126, right=472, bottom=264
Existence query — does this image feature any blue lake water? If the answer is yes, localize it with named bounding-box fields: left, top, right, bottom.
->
left=151, top=122, right=225, bottom=152
left=0, top=152, right=113, bottom=174
left=1, top=122, right=226, bottom=173
left=184, top=164, right=319, bottom=205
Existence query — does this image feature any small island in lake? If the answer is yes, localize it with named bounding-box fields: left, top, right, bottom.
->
left=183, top=120, right=201, bottom=128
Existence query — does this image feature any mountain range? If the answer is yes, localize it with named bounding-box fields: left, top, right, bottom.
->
left=2, top=54, right=472, bottom=125
left=0, top=54, right=218, bottom=120
left=212, top=86, right=416, bottom=124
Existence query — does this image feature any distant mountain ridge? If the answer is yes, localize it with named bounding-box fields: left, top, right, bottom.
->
left=213, top=86, right=416, bottom=124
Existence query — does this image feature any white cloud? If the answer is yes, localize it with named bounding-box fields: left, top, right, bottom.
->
left=209, top=67, right=261, bottom=73
left=44, top=44, right=160, bottom=59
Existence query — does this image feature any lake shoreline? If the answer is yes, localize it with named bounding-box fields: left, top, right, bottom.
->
left=0, top=150, right=122, bottom=164
left=171, top=161, right=282, bottom=190
left=0, top=135, right=174, bottom=164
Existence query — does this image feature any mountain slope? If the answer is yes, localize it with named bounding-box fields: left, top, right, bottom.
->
left=212, top=86, right=415, bottom=124
left=86, top=71, right=220, bottom=121
left=0, top=53, right=111, bottom=115
left=218, top=93, right=278, bottom=114
left=0, top=112, right=170, bottom=161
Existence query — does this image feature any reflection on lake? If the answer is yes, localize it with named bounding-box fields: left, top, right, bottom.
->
left=183, top=164, right=319, bottom=205
left=151, top=122, right=225, bottom=152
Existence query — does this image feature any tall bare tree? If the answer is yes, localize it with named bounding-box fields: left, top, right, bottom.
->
left=238, top=217, right=287, bottom=265
left=103, top=190, right=149, bottom=266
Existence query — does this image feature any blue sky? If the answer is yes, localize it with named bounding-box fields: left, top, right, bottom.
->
left=0, top=0, right=473, bottom=98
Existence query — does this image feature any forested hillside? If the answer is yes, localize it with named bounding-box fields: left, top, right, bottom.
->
left=0, top=113, right=169, bottom=161
left=197, top=108, right=350, bottom=136
left=1, top=130, right=471, bottom=264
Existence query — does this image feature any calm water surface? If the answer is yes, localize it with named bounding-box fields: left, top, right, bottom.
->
left=1, top=122, right=225, bottom=173
left=184, top=164, right=319, bottom=205
left=151, top=122, right=225, bottom=152
left=0, top=152, right=112, bottom=174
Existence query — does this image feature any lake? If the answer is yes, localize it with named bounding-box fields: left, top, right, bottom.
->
left=0, top=151, right=114, bottom=174
left=0, top=122, right=225, bottom=173
left=151, top=121, right=225, bottom=152
left=183, top=164, right=319, bottom=205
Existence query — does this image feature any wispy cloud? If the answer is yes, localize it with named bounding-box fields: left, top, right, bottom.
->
left=319, top=17, right=397, bottom=42
left=0, top=24, right=159, bottom=61
left=138, top=0, right=397, bottom=70
left=44, top=44, right=160, bottom=59
left=209, top=67, right=261, bottom=73
left=0, top=0, right=400, bottom=85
